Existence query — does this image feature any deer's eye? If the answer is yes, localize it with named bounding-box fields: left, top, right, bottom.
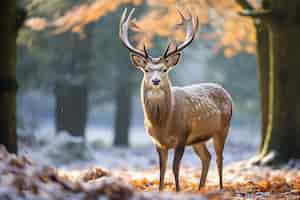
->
left=163, top=69, right=168, bottom=72
left=144, top=69, right=149, bottom=72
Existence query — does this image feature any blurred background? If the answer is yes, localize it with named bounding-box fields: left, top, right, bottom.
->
left=16, top=0, right=260, bottom=169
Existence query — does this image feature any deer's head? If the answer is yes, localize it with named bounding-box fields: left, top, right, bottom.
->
left=119, top=8, right=199, bottom=90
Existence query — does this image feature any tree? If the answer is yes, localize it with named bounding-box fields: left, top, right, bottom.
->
left=95, top=5, right=140, bottom=146
left=113, top=76, right=134, bottom=146
left=237, top=0, right=300, bottom=164
left=0, top=1, right=17, bottom=153
left=55, top=24, right=94, bottom=137
left=260, top=0, right=300, bottom=163
left=232, top=0, right=271, bottom=154
left=54, top=81, right=89, bottom=137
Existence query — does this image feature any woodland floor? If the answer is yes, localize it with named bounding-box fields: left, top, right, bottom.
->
left=0, top=145, right=300, bottom=199
left=1, top=129, right=300, bottom=200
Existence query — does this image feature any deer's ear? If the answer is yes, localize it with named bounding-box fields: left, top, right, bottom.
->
left=165, top=53, right=181, bottom=67
left=130, top=53, right=147, bottom=68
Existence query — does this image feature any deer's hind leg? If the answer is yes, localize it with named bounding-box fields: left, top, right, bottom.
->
left=192, top=143, right=211, bottom=190
left=213, top=126, right=230, bottom=189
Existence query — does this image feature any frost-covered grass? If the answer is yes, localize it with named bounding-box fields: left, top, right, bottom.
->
left=19, top=125, right=259, bottom=171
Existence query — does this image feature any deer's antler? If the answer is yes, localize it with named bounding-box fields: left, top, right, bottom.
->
left=163, top=10, right=199, bottom=58
left=119, top=8, right=149, bottom=58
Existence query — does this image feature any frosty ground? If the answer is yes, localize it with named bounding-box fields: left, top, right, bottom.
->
left=18, top=125, right=259, bottom=191
left=19, top=125, right=259, bottom=170
left=4, top=125, right=299, bottom=199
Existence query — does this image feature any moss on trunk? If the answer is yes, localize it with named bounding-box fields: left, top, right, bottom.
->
left=255, top=21, right=270, bottom=153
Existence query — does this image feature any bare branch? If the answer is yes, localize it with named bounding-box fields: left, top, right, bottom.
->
left=235, top=1, right=273, bottom=20
left=235, top=0, right=254, bottom=10
left=239, top=9, right=273, bottom=18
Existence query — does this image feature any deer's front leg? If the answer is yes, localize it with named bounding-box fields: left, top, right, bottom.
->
left=172, top=145, right=185, bottom=192
left=156, top=146, right=168, bottom=191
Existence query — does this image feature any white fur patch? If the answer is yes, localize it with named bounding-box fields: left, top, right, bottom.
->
left=146, top=89, right=165, bottom=100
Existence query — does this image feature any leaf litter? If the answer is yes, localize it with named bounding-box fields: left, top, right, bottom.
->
left=0, top=145, right=299, bottom=200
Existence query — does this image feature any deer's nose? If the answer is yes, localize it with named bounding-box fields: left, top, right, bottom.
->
left=152, top=79, right=160, bottom=85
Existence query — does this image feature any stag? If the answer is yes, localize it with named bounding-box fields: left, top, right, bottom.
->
left=119, top=8, right=233, bottom=192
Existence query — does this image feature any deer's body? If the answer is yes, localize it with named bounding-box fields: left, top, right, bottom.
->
left=142, top=83, right=232, bottom=149
left=119, top=8, right=233, bottom=191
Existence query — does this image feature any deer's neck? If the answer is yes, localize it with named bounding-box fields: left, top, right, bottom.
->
left=141, top=80, right=173, bottom=128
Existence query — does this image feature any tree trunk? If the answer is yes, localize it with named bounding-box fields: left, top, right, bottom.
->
left=54, top=82, right=88, bottom=137
left=235, top=0, right=271, bottom=154
left=260, top=0, right=300, bottom=163
left=113, top=81, right=133, bottom=146
left=0, top=1, right=17, bottom=153
left=237, top=0, right=300, bottom=164
left=54, top=25, right=94, bottom=137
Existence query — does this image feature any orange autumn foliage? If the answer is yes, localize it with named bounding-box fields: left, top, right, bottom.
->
left=25, top=0, right=258, bottom=57
left=123, top=166, right=300, bottom=199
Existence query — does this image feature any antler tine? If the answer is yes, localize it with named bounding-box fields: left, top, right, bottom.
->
left=177, top=9, right=186, bottom=25
left=120, top=7, right=128, bottom=25
left=192, top=14, right=199, bottom=33
left=177, top=16, right=198, bottom=47
left=119, top=8, right=147, bottom=58
left=143, top=44, right=149, bottom=58
left=163, top=42, right=171, bottom=58
left=163, top=40, right=177, bottom=58
left=164, top=10, right=199, bottom=57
